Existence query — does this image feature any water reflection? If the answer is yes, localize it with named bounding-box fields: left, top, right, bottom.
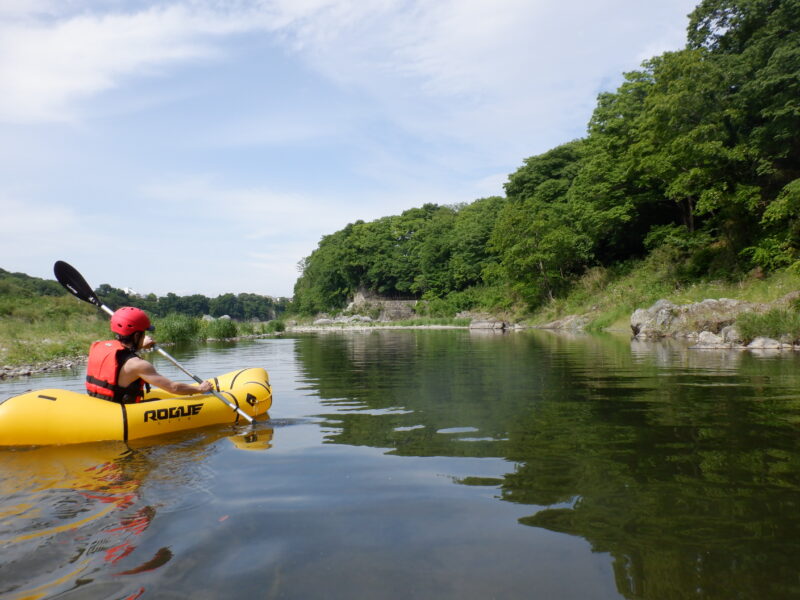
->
left=294, top=329, right=800, bottom=599
left=0, top=427, right=273, bottom=599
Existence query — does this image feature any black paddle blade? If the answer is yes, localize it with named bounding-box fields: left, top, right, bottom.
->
left=53, top=260, right=101, bottom=306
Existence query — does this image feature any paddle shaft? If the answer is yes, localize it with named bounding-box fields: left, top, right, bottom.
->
left=97, top=301, right=254, bottom=423
left=53, top=261, right=254, bottom=424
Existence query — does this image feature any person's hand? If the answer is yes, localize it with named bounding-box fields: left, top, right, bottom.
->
left=198, top=380, right=213, bottom=394
left=141, top=335, right=155, bottom=350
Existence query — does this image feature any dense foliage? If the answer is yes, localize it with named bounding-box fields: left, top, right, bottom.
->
left=0, top=267, right=66, bottom=297
left=0, top=267, right=289, bottom=321
left=94, top=284, right=289, bottom=320
left=0, top=268, right=289, bottom=365
left=294, top=0, right=800, bottom=314
left=293, top=198, right=504, bottom=314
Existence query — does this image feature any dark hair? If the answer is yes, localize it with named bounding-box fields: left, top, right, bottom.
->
left=115, top=331, right=141, bottom=347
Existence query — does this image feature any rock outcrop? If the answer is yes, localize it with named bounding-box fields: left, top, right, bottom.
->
left=345, top=288, right=417, bottom=321
left=537, top=314, right=590, bottom=331
left=630, top=298, right=759, bottom=339
left=313, top=315, right=374, bottom=326
left=469, top=319, right=508, bottom=330
left=630, top=292, right=800, bottom=350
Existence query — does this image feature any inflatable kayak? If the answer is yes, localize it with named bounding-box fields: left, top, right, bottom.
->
left=0, top=367, right=271, bottom=446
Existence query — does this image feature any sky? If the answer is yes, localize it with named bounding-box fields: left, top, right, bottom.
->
left=0, top=0, right=699, bottom=299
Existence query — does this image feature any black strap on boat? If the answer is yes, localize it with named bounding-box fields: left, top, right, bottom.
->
left=121, top=403, right=129, bottom=441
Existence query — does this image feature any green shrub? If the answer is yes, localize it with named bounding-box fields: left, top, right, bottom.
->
left=391, top=317, right=470, bottom=327
left=415, top=288, right=481, bottom=317
left=237, top=321, right=255, bottom=335
left=736, top=309, right=800, bottom=343
left=155, top=313, right=200, bottom=343
left=204, top=318, right=238, bottom=339
left=265, top=320, right=286, bottom=333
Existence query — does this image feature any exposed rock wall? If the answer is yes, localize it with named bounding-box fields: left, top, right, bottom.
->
left=630, top=298, right=759, bottom=339
left=630, top=292, right=800, bottom=349
left=345, top=288, right=417, bottom=321
left=537, top=314, right=590, bottom=331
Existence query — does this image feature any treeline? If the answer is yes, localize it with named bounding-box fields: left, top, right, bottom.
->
left=293, top=0, right=800, bottom=314
left=293, top=199, right=504, bottom=314
left=95, top=284, right=290, bottom=321
left=0, top=268, right=289, bottom=321
left=0, top=268, right=65, bottom=297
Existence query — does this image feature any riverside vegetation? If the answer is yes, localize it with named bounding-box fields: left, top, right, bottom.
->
left=5, top=0, right=800, bottom=368
left=292, top=0, right=800, bottom=333
left=0, top=268, right=286, bottom=372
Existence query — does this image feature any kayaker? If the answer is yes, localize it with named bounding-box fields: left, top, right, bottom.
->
left=86, top=306, right=213, bottom=403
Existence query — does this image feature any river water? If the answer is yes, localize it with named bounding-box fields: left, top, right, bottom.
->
left=1, top=329, right=800, bottom=599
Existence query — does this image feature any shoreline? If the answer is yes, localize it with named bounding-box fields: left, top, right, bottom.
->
left=0, top=355, right=86, bottom=380
left=4, top=312, right=798, bottom=382
left=286, top=324, right=469, bottom=333
left=0, top=326, right=470, bottom=380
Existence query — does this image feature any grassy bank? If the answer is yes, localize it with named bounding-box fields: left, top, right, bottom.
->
left=527, top=252, right=800, bottom=332
left=154, top=314, right=285, bottom=343
left=4, top=259, right=800, bottom=369
left=0, top=295, right=108, bottom=366
left=0, top=298, right=286, bottom=367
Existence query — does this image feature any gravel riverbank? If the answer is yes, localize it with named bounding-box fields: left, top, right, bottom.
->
left=0, top=356, right=86, bottom=380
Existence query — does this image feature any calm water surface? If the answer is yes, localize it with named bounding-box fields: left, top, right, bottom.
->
left=2, top=330, right=800, bottom=599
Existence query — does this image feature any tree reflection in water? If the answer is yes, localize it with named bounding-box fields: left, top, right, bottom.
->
left=296, top=329, right=800, bottom=599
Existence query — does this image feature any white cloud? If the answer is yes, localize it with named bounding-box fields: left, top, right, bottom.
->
left=259, top=0, right=698, bottom=158
left=141, top=176, right=349, bottom=236
left=0, top=0, right=695, bottom=133
left=135, top=173, right=479, bottom=295
left=0, top=3, right=275, bottom=122
left=0, top=0, right=700, bottom=297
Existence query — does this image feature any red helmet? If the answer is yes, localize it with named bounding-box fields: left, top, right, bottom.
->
left=110, top=307, right=154, bottom=335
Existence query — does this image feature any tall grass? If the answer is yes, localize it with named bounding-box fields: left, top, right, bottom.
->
left=264, top=320, right=286, bottom=333
left=152, top=314, right=285, bottom=343
left=203, top=318, right=237, bottom=340
left=736, top=309, right=800, bottom=343
left=154, top=313, right=201, bottom=343
left=0, top=295, right=108, bottom=365
left=529, top=255, right=800, bottom=332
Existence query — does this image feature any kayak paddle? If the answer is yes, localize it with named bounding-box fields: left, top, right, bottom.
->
left=53, top=260, right=256, bottom=424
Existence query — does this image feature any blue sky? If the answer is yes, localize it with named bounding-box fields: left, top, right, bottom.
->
left=1, top=0, right=698, bottom=298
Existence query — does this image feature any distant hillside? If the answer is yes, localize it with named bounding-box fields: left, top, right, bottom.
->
left=292, top=0, right=800, bottom=317
left=0, top=267, right=291, bottom=320
left=0, top=267, right=290, bottom=369
left=0, top=267, right=66, bottom=297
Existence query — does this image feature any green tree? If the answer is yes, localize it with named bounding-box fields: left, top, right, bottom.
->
left=449, top=197, right=504, bottom=289
left=491, top=141, right=592, bottom=304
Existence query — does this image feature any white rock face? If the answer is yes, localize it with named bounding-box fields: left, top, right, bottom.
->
left=469, top=320, right=507, bottom=330
left=695, top=331, right=726, bottom=347
left=631, top=298, right=758, bottom=339
left=747, top=337, right=781, bottom=349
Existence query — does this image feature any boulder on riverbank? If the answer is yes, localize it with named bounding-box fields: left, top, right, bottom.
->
left=630, top=298, right=758, bottom=339
left=630, top=292, right=800, bottom=349
left=313, top=315, right=374, bottom=325
left=0, top=356, right=84, bottom=380
left=344, top=288, right=417, bottom=321
left=537, top=314, right=590, bottom=331
left=469, top=319, right=509, bottom=330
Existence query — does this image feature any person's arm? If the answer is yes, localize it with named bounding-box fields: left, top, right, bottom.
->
left=125, top=357, right=213, bottom=395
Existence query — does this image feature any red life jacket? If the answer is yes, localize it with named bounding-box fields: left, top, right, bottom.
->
left=86, top=340, right=145, bottom=403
